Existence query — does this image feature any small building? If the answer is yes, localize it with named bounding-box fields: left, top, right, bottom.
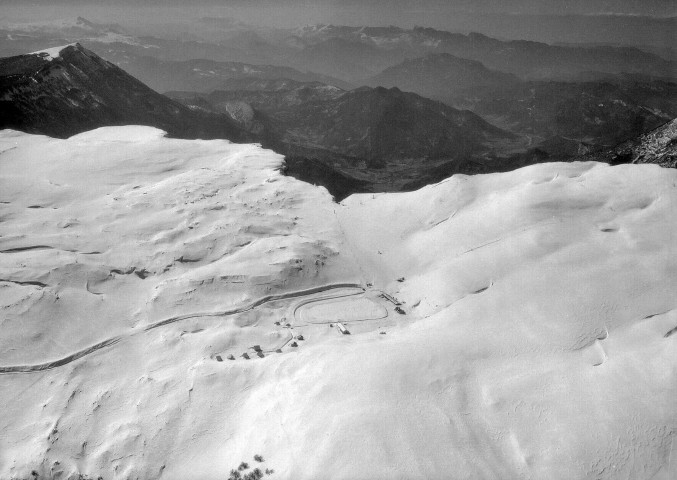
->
left=336, top=322, right=351, bottom=335
left=380, top=292, right=401, bottom=305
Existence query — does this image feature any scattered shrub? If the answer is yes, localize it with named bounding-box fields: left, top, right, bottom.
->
left=231, top=457, right=272, bottom=479
left=243, top=468, right=263, bottom=480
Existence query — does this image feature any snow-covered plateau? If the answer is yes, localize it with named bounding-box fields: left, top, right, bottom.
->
left=0, top=126, right=675, bottom=479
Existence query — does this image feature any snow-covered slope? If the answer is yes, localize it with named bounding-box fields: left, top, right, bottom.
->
left=0, top=127, right=675, bottom=480
left=28, top=44, right=77, bottom=61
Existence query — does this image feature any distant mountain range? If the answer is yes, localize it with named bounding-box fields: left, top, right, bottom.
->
left=287, top=25, right=676, bottom=83
left=0, top=44, right=525, bottom=199
left=168, top=61, right=677, bottom=163
left=367, top=53, right=520, bottom=99
left=169, top=80, right=529, bottom=197
left=175, top=78, right=534, bottom=167
left=286, top=37, right=403, bottom=82
left=460, top=78, right=677, bottom=156
left=95, top=52, right=354, bottom=94
left=2, top=19, right=674, bottom=86
left=0, top=44, right=252, bottom=141
left=359, top=51, right=676, bottom=159
left=1, top=41, right=675, bottom=201
left=1, top=44, right=517, bottom=169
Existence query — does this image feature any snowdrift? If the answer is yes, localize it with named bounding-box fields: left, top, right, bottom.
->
left=0, top=127, right=675, bottom=479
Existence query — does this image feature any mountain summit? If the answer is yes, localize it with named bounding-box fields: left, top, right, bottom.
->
left=0, top=44, right=250, bottom=140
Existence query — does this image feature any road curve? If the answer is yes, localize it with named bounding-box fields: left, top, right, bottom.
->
left=0, top=283, right=364, bottom=375
left=291, top=288, right=386, bottom=326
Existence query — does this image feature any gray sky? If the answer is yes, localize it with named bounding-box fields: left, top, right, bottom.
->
left=1, top=0, right=675, bottom=16
left=0, top=0, right=674, bottom=47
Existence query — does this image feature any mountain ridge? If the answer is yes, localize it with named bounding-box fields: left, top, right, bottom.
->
left=288, top=24, right=676, bottom=82
left=0, top=43, right=251, bottom=141
left=367, top=52, right=520, bottom=99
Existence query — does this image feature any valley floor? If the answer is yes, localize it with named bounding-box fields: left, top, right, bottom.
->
left=0, top=127, right=675, bottom=479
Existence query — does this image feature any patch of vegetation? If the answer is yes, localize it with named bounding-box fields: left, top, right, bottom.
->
left=228, top=455, right=273, bottom=479
left=244, top=468, right=263, bottom=480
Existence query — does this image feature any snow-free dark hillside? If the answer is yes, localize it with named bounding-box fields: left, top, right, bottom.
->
left=272, top=86, right=516, bottom=165
left=171, top=83, right=527, bottom=198
left=0, top=44, right=251, bottom=141
left=460, top=79, right=677, bottom=159
left=173, top=84, right=520, bottom=165
left=580, top=118, right=677, bottom=168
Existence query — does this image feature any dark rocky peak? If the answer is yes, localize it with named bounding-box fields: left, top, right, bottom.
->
left=0, top=44, right=250, bottom=141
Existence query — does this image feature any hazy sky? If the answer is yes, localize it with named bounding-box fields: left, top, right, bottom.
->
left=1, top=0, right=674, bottom=45
left=1, top=0, right=675, bottom=16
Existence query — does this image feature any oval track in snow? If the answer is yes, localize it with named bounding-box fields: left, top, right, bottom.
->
left=0, top=283, right=364, bottom=374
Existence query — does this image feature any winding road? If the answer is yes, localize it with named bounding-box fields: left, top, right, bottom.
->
left=0, top=283, right=366, bottom=374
